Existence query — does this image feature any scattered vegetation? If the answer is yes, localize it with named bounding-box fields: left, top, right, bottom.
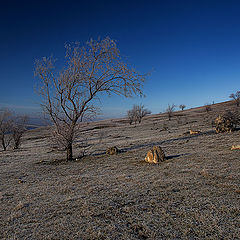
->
left=1, top=99, right=240, bottom=239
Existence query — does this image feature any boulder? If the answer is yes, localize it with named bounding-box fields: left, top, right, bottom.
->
left=106, top=146, right=119, bottom=155
left=231, top=145, right=240, bottom=150
left=145, top=146, right=165, bottom=163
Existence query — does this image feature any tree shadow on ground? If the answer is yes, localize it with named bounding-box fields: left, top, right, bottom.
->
left=91, top=131, right=216, bottom=157
left=121, top=130, right=216, bottom=152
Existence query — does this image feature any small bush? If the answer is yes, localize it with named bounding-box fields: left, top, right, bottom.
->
left=215, top=111, right=239, bottom=133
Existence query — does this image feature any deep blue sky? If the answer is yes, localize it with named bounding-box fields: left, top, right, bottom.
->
left=1, top=0, right=240, bottom=118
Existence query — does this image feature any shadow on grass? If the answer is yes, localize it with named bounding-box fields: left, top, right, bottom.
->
left=37, top=130, right=214, bottom=165
left=121, top=130, right=216, bottom=152
left=91, top=130, right=217, bottom=157
left=166, top=154, right=181, bottom=160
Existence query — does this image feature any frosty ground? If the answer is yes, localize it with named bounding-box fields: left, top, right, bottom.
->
left=0, top=101, right=239, bottom=239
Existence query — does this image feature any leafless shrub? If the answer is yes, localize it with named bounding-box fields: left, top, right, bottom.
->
left=35, top=37, right=146, bottom=160
left=204, top=104, right=212, bottom=113
left=127, top=104, right=151, bottom=125
left=0, top=109, right=13, bottom=151
left=179, top=104, right=186, bottom=111
left=229, top=91, right=240, bottom=107
left=166, top=104, right=175, bottom=121
left=137, top=105, right=151, bottom=123
left=12, top=115, right=28, bottom=149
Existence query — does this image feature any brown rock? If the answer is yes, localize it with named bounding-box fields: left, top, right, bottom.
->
left=231, top=145, right=240, bottom=150
left=145, top=146, right=165, bottom=163
left=106, top=146, right=119, bottom=155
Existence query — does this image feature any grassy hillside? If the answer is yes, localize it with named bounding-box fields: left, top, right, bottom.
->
left=0, top=100, right=239, bottom=239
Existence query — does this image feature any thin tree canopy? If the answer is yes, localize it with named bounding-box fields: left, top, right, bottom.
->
left=34, top=37, right=147, bottom=160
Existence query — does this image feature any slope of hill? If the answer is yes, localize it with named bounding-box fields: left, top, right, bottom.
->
left=0, top=100, right=239, bottom=239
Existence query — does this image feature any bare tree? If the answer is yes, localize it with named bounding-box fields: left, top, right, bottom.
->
left=12, top=115, right=28, bottom=149
left=229, top=91, right=240, bottom=107
left=166, top=104, right=175, bottom=120
left=127, top=104, right=151, bottom=125
left=204, top=104, right=212, bottom=113
left=0, top=109, right=13, bottom=151
left=137, top=104, right=151, bottom=123
left=35, top=37, right=146, bottom=160
left=179, top=104, right=186, bottom=111
left=127, top=108, right=136, bottom=125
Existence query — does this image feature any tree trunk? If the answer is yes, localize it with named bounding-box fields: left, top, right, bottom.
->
left=1, top=137, right=6, bottom=151
left=66, top=144, right=73, bottom=161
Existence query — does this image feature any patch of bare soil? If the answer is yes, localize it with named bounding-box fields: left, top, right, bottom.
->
left=0, top=101, right=239, bottom=239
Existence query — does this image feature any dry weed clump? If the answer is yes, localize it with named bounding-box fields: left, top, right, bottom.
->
left=215, top=111, right=239, bottom=133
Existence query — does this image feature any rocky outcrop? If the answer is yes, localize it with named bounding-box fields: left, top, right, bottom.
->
left=145, top=146, right=165, bottom=163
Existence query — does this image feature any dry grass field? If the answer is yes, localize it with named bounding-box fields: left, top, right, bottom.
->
left=0, top=101, right=240, bottom=239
